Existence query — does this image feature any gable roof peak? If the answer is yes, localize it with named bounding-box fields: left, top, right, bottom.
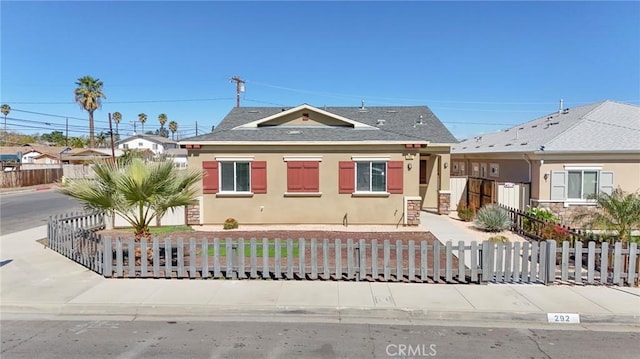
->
left=234, top=103, right=377, bottom=129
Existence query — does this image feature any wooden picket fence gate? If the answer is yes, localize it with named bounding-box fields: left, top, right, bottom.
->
left=47, top=211, right=105, bottom=273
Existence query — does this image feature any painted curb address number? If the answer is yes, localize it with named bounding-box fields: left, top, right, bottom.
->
left=547, top=313, right=580, bottom=324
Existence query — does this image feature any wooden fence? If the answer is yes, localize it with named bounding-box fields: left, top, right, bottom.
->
left=0, top=168, right=63, bottom=188
left=47, top=212, right=639, bottom=286
left=47, top=211, right=105, bottom=273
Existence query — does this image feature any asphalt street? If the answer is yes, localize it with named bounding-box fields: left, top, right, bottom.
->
left=0, top=190, right=82, bottom=235
left=2, top=320, right=638, bottom=359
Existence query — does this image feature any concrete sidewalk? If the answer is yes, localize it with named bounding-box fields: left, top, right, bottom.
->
left=1, top=226, right=639, bottom=327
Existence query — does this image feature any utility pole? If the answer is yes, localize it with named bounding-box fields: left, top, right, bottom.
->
left=65, top=118, right=69, bottom=146
left=230, top=76, right=245, bottom=108
left=132, top=120, right=137, bottom=134
left=195, top=121, right=198, bottom=136
left=108, top=113, right=115, bottom=163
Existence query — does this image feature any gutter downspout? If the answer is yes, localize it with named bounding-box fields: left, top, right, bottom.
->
left=523, top=154, right=532, bottom=207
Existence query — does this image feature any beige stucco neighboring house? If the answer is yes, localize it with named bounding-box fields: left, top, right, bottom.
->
left=451, top=100, right=640, bottom=222
left=180, top=104, right=457, bottom=226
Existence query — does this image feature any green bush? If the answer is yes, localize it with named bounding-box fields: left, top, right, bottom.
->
left=475, top=204, right=512, bottom=232
left=523, top=207, right=557, bottom=232
left=223, top=218, right=239, bottom=230
left=457, top=204, right=476, bottom=222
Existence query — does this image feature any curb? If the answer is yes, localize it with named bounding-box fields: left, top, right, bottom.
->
left=2, top=304, right=639, bottom=327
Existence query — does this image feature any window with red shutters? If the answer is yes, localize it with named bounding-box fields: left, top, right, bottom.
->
left=202, top=161, right=219, bottom=194
left=287, top=161, right=319, bottom=192
left=338, top=161, right=355, bottom=193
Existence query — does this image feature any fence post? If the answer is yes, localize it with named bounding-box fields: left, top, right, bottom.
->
left=545, top=240, right=557, bottom=285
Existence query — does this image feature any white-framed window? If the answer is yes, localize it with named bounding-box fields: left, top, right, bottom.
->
left=220, top=161, right=251, bottom=192
left=550, top=168, right=614, bottom=201
left=138, top=142, right=143, bottom=147
left=489, top=163, right=499, bottom=177
left=356, top=161, right=387, bottom=192
left=567, top=170, right=598, bottom=199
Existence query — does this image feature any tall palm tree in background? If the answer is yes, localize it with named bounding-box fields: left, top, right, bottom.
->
left=59, top=158, right=202, bottom=238
left=158, top=113, right=167, bottom=129
left=138, top=113, right=147, bottom=134
left=74, top=76, right=105, bottom=148
left=1, top=104, right=10, bottom=145
left=168, top=121, right=178, bottom=140
left=112, top=111, right=122, bottom=137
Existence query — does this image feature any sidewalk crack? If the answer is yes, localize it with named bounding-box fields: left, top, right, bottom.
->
left=526, top=329, right=552, bottom=359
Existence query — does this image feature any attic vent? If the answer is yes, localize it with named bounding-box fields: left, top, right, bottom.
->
left=417, top=115, right=424, bottom=125
left=561, top=108, right=570, bottom=114
left=546, top=116, right=553, bottom=121
left=248, top=110, right=259, bottom=113
left=475, top=145, right=480, bottom=148
left=531, top=125, right=537, bottom=128
left=287, top=130, right=301, bottom=135
left=376, top=119, right=386, bottom=126
left=521, top=142, right=528, bottom=145
left=518, top=127, right=524, bottom=130
left=504, top=129, right=510, bottom=132
left=488, top=144, right=495, bottom=147
left=505, top=143, right=513, bottom=146
left=302, top=113, right=309, bottom=121
left=549, top=121, right=560, bottom=125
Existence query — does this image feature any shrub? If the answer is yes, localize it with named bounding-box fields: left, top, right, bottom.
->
left=489, top=235, right=510, bottom=243
left=457, top=204, right=476, bottom=222
left=541, top=223, right=571, bottom=243
left=523, top=206, right=557, bottom=232
left=223, top=218, right=239, bottom=230
left=474, top=204, right=512, bottom=232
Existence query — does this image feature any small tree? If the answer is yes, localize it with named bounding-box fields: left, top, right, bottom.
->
left=59, top=158, right=203, bottom=239
left=572, top=188, right=640, bottom=242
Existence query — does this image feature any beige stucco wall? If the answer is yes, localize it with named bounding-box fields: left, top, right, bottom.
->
left=189, top=144, right=436, bottom=225
left=450, top=155, right=530, bottom=183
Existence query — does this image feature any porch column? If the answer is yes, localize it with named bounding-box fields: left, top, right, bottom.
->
left=438, top=154, right=451, bottom=215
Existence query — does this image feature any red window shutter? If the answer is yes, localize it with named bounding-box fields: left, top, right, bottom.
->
left=338, top=161, right=355, bottom=194
left=287, top=162, right=303, bottom=192
left=387, top=161, right=404, bottom=194
left=303, top=161, right=319, bottom=192
left=202, top=161, right=218, bottom=194
left=251, top=161, right=267, bottom=194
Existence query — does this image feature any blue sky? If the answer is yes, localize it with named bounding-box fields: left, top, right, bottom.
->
left=1, top=1, right=639, bottom=141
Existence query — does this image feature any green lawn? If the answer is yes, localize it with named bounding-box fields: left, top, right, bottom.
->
left=205, top=240, right=300, bottom=258
left=115, top=225, right=194, bottom=235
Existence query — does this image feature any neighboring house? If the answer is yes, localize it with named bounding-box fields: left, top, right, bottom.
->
left=115, top=134, right=178, bottom=156
left=165, top=148, right=188, bottom=168
left=451, top=100, right=640, bottom=222
left=180, top=103, right=457, bottom=226
left=0, top=144, right=70, bottom=164
left=61, top=148, right=124, bottom=164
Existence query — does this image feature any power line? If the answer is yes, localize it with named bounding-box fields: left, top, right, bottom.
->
left=4, top=97, right=234, bottom=105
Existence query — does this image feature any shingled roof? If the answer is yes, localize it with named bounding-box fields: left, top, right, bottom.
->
left=181, top=104, right=457, bottom=144
left=452, top=100, right=640, bottom=154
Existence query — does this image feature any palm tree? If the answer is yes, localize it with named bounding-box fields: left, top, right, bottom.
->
left=138, top=113, right=147, bottom=134
left=74, top=76, right=106, bottom=148
left=1, top=104, right=10, bottom=145
left=158, top=113, right=167, bottom=129
left=59, top=158, right=202, bottom=238
left=168, top=120, right=178, bottom=140
left=112, top=112, right=122, bottom=136
left=572, top=188, right=640, bottom=242
left=96, top=132, right=107, bottom=148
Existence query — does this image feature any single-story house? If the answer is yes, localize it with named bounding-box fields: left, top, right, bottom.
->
left=115, top=134, right=178, bottom=157
left=179, top=104, right=457, bottom=226
left=451, top=100, right=640, bottom=222
left=0, top=144, right=70, bottom=165
left=61, top=148, right=124, bottom=164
